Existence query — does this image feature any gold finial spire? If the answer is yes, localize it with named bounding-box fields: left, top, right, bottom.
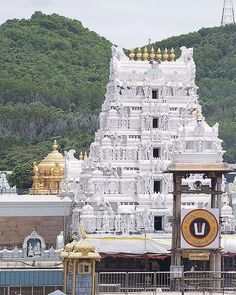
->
left=195, top=109, right=202, bottom=122
left=52, top=139, right=58, bottom=151
left=136, top=48, right=142, bottom=61
left=156, top=48, right=162, bottom=62
left=79, top=150, right=83, bottom=160
left=150, top=47, right=155, bottom=61
left=143, top=47, right=148, bottom=61
left=163, top=48, right=169, bottom=61
left=170, top=47, right=175, bottom=62
left=129, top=48, right=135, bottom=61
left=84, top=151, right=88, bottom=160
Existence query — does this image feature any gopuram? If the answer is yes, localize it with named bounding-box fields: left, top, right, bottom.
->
left=63, top=45, right=235, bottom=240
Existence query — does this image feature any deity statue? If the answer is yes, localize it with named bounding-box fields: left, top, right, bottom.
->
left=28, top=243, right=34, bottom=257
left=33, top=242, right=41, bottom=256
left=115, top=214, right=121, bottom=232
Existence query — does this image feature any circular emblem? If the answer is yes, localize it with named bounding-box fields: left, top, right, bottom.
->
left=181, top=209, right=219, bottom=247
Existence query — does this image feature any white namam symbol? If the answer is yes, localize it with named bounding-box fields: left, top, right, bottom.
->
left=194, top=222, right=206, bottom=236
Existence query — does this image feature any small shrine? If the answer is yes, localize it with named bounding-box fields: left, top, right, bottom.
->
left=29, top=140, right=64, bottom=195
left=60, top=231, right=101, bottom=295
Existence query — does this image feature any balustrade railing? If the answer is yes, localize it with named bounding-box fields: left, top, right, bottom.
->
left=97, top=271, right=236, bottom=294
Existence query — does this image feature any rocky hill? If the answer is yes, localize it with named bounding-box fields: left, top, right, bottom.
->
left=0, top=12, right=235, bottom=186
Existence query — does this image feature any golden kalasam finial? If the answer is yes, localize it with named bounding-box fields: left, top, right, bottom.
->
left=170, top=48, right=175, bottom=62
left=52, top=139, right=58, bottom=151
left=84, top=151, right=88, bottom=160
left=156, top=48, right=162, bottom=62
left=136, top=48, right=142, bottom=61
left=149, top=47, right=155, bottom=61
left=129, top=48, right=135, bottom=61
left=163, top=48, right=169, bottom=61
left=79, top=150, right=83, bottom=160
left=195, top=109, right=202, bottom=122
left=143, top=47, right=148, bottom=61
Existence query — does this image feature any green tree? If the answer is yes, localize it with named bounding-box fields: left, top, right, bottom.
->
left=8, top=162, right=33, bottom=190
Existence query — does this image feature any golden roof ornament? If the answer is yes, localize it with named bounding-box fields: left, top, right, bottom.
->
left=136, top=48, right=142, bottom=61
left=156, top=48, right=162, bottom=62
left=163, top=48, right=169, bottom=61
left=79, top=151, right=83, bottom=160
left=149, top=47, right=155, bottom=61
left=195, top=109, right=202, bottom=122
left=143, top=47, right=148, bottom=61
left=52, top=139, right=58, bottom=151
left=170, top=47, right=175, bottom=62
left=84, top=151, right=88, bottom=160
left=129, top=48, right=135, bottom=61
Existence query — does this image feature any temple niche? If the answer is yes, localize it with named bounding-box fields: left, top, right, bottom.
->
left=30, top=140, right=64, bottom=195
left=23, top=231, right=46, bottom=258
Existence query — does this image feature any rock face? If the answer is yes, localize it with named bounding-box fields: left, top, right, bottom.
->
left=66, top=46, right=226, bottom=235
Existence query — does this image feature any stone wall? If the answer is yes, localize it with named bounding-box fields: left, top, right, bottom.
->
left=0, top=216, right=70, bottom=247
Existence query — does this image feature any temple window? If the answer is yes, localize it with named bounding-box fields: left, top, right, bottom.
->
left=152, top=90, right=158, bottom=99
left=154, top=216, right=163, bottom=231
left=153, top=148, right=160, bottom=158
left=152, top=118, right=159, bottom=128
left=153, top=180, right=161, bottom=193
left=78, top=263, right=91, bottom=274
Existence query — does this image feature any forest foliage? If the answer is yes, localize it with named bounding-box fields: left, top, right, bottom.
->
left=0, top=12, right=235, bottom=187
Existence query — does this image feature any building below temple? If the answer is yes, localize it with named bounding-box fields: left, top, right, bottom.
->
left=0, top=141, right=72, bottom=269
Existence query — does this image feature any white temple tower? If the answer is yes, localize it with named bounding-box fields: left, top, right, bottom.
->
left=69, top=45, right=211, bottom=235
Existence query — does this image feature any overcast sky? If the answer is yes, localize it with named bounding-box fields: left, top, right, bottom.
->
left=0, top=0, right=234, bottom=48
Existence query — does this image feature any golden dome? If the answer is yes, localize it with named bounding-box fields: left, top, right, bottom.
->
left=38, top=140, right=64, bottom=169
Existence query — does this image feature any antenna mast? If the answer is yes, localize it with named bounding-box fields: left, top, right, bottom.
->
left=221, top=0, right=235, bottom=26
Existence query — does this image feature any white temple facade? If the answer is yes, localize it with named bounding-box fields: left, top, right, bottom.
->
left=62, top=46, right=236, bottom=237
left=0, top=172, right=16, bottom=194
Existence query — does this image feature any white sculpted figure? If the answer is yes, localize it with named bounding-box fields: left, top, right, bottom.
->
left=28, top=243, right=34, bottom=257
left=111, top=46, right=129, bottom=62
left=115, top=214, right=121, bottom=232
left=177, top=47, right=196, bottom=84
left=34, top=242, right=41, bottom=256
left=102, top=212, right=110, bottom=232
